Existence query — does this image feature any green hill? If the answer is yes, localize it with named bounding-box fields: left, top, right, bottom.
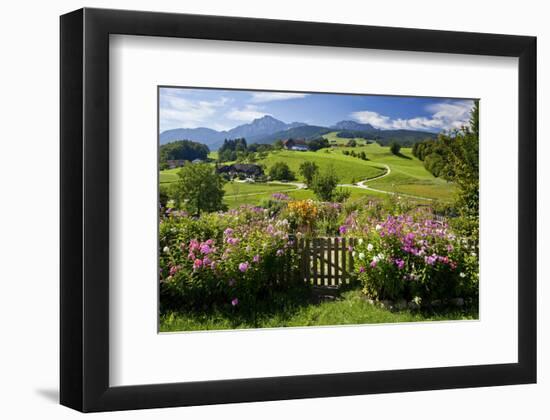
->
left=258, top=149, right=385, bottom=184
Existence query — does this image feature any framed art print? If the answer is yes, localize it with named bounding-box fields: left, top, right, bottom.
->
left=60, top=8, right=536, bottom=412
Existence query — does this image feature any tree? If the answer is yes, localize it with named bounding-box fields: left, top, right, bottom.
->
left=299, top=161, right=319, bottom=186
left=269, top=162, right=295, bottom=181
left=359, top=151, right=368, bottom=160
left=273, top=139, right=284, bottom=150
left=346, top=139, right=357, bottom=147
left=172, top=163, right=226, bottom=216
left=390, top=142, right=401, bottom=155
left=311, top=165, right=339, bottom=201
left=307, top=137, right=330, bottom=151
left=159, top=140, right=209, bottom=163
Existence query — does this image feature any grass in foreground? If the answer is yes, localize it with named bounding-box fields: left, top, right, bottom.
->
left=160, top=289, right=478, bottom=332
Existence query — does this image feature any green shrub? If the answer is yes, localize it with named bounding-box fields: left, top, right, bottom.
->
left=269, top=162, right=296, bottom=181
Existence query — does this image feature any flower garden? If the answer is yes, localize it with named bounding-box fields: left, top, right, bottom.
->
left=159, top=194, right=479, bottom=331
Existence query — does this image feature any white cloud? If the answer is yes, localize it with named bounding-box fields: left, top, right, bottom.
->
left=159, top=90, right=230, bottom=131
left=350, top=111, right=394, bottom=129
left=225, top=105, right=269, bottom=122
left=249, top=92, right=309, bottom=103
left=351, top=100, right=473, bottom=132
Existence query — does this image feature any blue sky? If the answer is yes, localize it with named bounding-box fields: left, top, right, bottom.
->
left=159, top=87, right=475, bottom=133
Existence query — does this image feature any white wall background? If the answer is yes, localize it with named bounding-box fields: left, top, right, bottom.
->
left=0, top=0, right=547, bottom=418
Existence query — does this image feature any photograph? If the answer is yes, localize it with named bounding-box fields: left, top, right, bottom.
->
left=157, top=87, right=480, bottom=332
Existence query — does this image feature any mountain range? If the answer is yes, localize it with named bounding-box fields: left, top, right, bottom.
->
left=159, top=115, right=436, bottom=149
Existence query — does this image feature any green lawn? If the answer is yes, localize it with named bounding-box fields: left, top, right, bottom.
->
left=160, top=290, right=478, bottom=332
left=223, top=181, right=298, bottom=208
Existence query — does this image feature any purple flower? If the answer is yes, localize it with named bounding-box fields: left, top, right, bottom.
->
left=224, top=228, right=234, bottom=237
left=276, top=249, right=284, bottom=257
left=359, top=266, right=366, bottom=273
left=339, top=225, right=348, bottom=235
left=203, top=256, right=212, bottom=267
left=227, top=237, right=239, bottom=245
left=231, top=298, right=239, bottom=306
left=395, top=258, right=405, bottom=269
left=200, top=244, right=212, bottom=255
left=425, top=255, right=437, bottom=265
left=253, top=254, right=260, bottom=263
left=272, top=192, right=290, bottom=201
left=239, top=262, right=249, bottom=272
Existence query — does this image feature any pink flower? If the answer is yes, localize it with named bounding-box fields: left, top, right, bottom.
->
left=193, top=258, right=203, bottom=269
left=189, top=239, right=200, bottom=252
left=276, top=249, right=284, bottom=257
left=169, top=265, right=179, bottom=276
left=395, top=258, right=405, bottom=269
left=359, top=266, right=366, bottom=273
left=239, top=262, right=249, bottom=272
left=187, top=252, right=196, bottom=261
left=253, top=254, right=260, bottom=263
left=370, top=260, right=377, bottom=268
left=231, top=298, right=239, bottom=306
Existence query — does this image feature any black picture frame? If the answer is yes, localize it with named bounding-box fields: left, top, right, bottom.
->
left=60, top=7, right=537, bottom=412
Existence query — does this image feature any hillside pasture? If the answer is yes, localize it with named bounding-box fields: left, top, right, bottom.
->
left=258, top=149, right=385, bottom=184
left=159, top=142, right=455, bottom=207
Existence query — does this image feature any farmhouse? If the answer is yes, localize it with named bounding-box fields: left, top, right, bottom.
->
left=166, top=159, right=186, bottom=169
left=282, top=138, right=308, bottom=151
left=216, top=163, right=264, bottom=179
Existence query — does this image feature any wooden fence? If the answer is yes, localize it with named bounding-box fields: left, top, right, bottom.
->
left=294, top=237, right=356, bottom=287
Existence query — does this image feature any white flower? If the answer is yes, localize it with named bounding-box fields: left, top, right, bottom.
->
left=372, top=256, right=380, bottom=263
left=358, top=238, right=364, bottom=245
left=352, top=251, right=357, bottom=257
left=359, top=252, right=365, bottom=260
left=471, top=252, right=477, bottom=257
left=367, top=243, right=374, bottom=252
left=377, top=253, right=385, bottom=260
left=375, top=224, right=382, bottom=231
left=163, top=246, right=170, bottom=254
left=459, top=272, right=466, bottom=278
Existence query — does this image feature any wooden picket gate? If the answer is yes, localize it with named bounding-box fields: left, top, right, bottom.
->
left=294, top=237, right=356, bottom=287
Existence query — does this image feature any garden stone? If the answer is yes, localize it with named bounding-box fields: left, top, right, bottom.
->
left=395, top=299, right=407, bottom=310
left=407, top=301, right=420, bottom=310
left=450, top=297, right=465, bottom=307
left=380, top=300, right=394, bottom=309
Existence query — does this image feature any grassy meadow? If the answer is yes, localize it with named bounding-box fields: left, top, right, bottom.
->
left=160, top=135, right=455, bottom=208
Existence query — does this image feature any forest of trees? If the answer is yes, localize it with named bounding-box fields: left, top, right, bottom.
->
left=412, top=101, right=479, bottom=219
left=159, top=140, right=209, bottom=163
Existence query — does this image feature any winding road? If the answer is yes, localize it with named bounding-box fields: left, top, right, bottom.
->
left=231, top=163, right=435, bottom=201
